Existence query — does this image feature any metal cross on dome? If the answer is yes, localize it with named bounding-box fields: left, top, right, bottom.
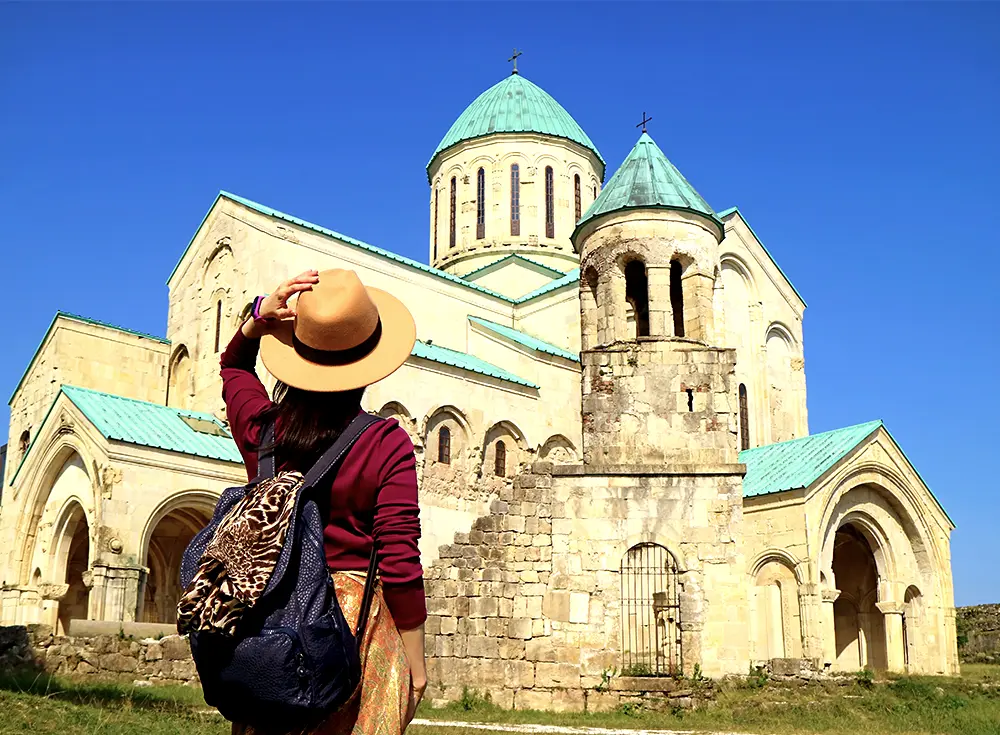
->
left=508, top=48, right=523, bottom=75
left=637, top=112, right=653, bottom=133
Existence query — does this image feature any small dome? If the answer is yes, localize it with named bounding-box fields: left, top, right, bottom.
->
left=428, top=74, right=604, bottom=177
left=574, top=132, right=722, bottom=238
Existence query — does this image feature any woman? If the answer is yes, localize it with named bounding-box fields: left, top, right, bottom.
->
left=220, top=268, right=427, bottom=734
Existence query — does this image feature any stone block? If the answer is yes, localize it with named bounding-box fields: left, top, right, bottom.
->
left=503, top=660, right=535, bottom=688
left=160, top=635, right=191, bottom=660
left=585, top=690, right=621, bottom=712
left=466, top=636, right=500, bottom=659
left=144, top=642, right=163, bottom=661
left=99, top=653, right=138, bottom=673
left=543, top=591, right=571, bottom=622
left=569, top=592, right=590, bottom=624
left=514, top=688, right=552, bottom=711
left=551, top=689, right=586, bottom=713
left=507, top=618, right=532, bottom=640
left=535, top=662, right=581, bottom=688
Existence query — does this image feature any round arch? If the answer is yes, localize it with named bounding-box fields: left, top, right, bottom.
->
left=719, top=253, right=758, bottom=300
left=748, top=548, right=806, bottom=585
left=16, top=438, right=97, bottom=584
left=539, top=434, right=578, bottom=464
left=139, top=490, right=217, bottom=624
left=765, top=321, right=797, bottom=349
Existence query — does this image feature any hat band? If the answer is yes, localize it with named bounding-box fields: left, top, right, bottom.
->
left=292, top=319, right=383, bottom=366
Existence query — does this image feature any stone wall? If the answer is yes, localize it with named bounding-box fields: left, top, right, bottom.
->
left=423, top=458, right=746, bottom=712
left=0, top=624, right=198, bottom=685
left=958, top=603, right=1000, bottom=664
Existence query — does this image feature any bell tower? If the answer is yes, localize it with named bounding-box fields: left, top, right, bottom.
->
left=573, top=132, right=739, bottom=466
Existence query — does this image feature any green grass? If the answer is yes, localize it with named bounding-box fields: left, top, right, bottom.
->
left=0, top=666, right=998, bottom=735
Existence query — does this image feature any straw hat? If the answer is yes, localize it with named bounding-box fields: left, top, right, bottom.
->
left=259, top=269, right=415, bottom=392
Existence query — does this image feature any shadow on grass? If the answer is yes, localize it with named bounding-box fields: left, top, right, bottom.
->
left=0, top=666, right=211, bottom=715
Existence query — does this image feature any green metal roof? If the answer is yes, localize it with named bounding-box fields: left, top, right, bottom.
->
left=740, top=420, right=882, bottom=498
left=63, top=385, right=243, bottom=463
left=574, top=133, right=722, bottom=240
left=469, top=317, right=579, bottom=362
left=428, top=74, right=604, bottom=178
left=715, top=206, right=807, bottom=307
left=411, top=340, right=538, bottom=389
left=462, top=254, right=567, bottom=282
left=11, top=385, right=242, bottom=484
left=9, top=312, right=170, bottom=406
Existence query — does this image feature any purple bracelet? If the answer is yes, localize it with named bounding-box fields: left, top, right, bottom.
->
left=252, top=295, right=273, bottom=323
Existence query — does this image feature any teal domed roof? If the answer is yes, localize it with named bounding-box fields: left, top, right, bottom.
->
left=428, top=74, right=604, bottom=177
left=574, top=132, right=722, bottom=239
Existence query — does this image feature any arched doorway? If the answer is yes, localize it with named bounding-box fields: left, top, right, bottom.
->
left=142, top=503, right=212, bottom=624
left=56, top=504, right=90, bottom=635
left=832, top=524, right=887, bottom=670
left=620, top=543, right=682, bottom=676
left=751, top=559, right=802, bottom=661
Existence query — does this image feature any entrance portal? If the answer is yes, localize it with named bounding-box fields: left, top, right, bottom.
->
left=832, top=524, right=887, bottom=670
left=57, top=507, right=90, bottom=635
left=142, top=506, right=211, bottom=624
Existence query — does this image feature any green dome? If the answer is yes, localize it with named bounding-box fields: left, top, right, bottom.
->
left=574, top=132, right=722, bottom=239
left=428, top=74, right=604, bottom=177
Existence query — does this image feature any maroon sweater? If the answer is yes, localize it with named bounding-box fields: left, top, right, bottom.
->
left=220, top=328, right=426, bottom=630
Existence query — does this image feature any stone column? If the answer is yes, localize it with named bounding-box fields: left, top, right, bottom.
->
left=86, top=564, right=144, bottom=623
left=877, top=601, right=906, bottom=672
left=820, top=588, right=841, bottom=668
left=797, top=582, right=823, bottom=664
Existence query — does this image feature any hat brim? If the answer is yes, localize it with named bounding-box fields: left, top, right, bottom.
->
left=259, top=286, right=416, bottom=392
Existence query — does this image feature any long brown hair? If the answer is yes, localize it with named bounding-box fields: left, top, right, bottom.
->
left=253, top=381, right=365, bottom=470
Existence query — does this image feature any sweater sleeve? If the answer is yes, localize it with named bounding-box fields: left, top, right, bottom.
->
left=220, top=326, right=272, bottom=478
left=372, top=424, right=426, bottom=630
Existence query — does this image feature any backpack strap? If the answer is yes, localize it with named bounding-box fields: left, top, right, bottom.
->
left=301, top=413, right=382, bottom=489
left=256, top=422, right=277, bottom=482
left=300, top=412, right=385, bottom=646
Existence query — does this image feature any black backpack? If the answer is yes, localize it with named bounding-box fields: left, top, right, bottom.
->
left=178, top=413, right=382, bottom=728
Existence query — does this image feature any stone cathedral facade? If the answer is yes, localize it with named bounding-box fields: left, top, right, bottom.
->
left=0, top=70, right=958, bottom=707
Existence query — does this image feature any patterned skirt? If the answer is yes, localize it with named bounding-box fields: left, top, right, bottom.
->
left=231, top=572, right=411, bottom=735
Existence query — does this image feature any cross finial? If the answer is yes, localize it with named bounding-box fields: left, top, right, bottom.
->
left=637, top=111, right=653, bottom=134
left=508, top=48, right=522, bottom=75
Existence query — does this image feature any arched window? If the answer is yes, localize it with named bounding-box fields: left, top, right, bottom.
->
left=582, top=267, right=599, bottom=347
left=739, top=383, right=750, bottom=451
left=433, top=187, right=439, bottom=260
left=438, top=426, right=451, bottom=464
left=670, top=259, right=685, bottom=337
left=494, top=441, right=507, bottom=477
left=510, top=164, right=520, bottom=236
left=18, top=429, right=30, bottom=456
left=476, top=167, right=486, bottom=239
left=593, top=185, right=597, bottom=200
left=625, top=260, right=650, bottom=338
left=214, top=300, right=223, bottom=353
left=621, top=543, right=682, bottom=675
left=449, top=177, right=457, bottom=249
left=544, top=166, right=555, bottom=238
left=574, top=174, right=582, bottom=222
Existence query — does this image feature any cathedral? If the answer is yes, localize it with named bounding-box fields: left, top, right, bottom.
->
left=0, top=67, right=958, bottom=705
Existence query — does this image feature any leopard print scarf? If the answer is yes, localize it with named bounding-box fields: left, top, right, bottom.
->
left=177, top=471, right=304, bottom=636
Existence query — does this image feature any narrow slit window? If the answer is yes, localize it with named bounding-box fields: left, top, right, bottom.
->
left=438, top=426, right=452, bottom=464
left=494, top=441, right=506, bottom=477
left=624, top=260, right=650, bottom=338
left=449, top=177, right=457, bottom=249
left=686, top=389, right=695, bottom=412
left=433, top=187, right=439, bottom=260
left=593, top=185, right=597, bottom=200
left=670, top=259, right=685, bottom=337
left=476, top=167, right=486, bottom=239
left=545, top=166, right=555, bottom=238
left=18, top=429, right=30, bottom=456
left=739, top=384, right=750, bottom=450
left=510, top=164, right=520, bottom=236
left=574, top=174, right=582, bottom=221
left=214, top=300, right=223, bottom=353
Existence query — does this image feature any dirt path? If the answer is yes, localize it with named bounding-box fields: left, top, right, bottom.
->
left=409, top=719, right=752, bottom=735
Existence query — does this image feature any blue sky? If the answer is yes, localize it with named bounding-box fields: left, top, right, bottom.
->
left=2, top=3, right=997, bottom=605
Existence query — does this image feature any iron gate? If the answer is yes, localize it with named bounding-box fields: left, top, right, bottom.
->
left=620, top=543, right=682, bottom=676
